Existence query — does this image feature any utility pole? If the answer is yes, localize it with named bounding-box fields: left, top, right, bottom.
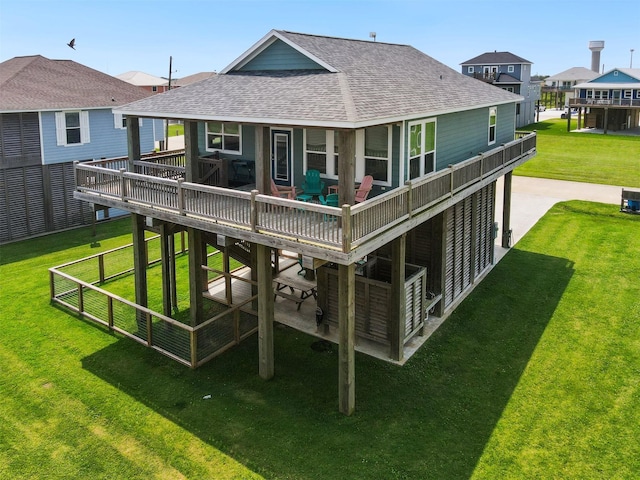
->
left=164, top=55, right=173, bottom=151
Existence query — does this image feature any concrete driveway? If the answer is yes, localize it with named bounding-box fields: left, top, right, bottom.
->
left=494, top=175, right=625, bottom=262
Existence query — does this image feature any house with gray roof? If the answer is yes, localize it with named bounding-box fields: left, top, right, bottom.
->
left=116, top=70, right=170, bottom=93
left=0, top=55, right=164, bottom=242
left=568, top=68, right=640, bottom=133
left=543, top=67, right=599, bottom=109
left=461, top=51, right=540, bottom=127
left=68, top=30, right=537, bottom=414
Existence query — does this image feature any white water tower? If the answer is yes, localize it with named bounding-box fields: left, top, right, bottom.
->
left=589, top=41, right=605, bottom=73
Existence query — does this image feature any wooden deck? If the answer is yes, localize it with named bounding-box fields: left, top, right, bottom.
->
left=205, top=258, right=446, bottom=365
left=74, top=132, right=536, bottom=264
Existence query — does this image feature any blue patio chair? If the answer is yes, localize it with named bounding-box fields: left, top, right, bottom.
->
left=319, top=193, right=339, bottom=221
left=301, top=169, right=325, bottom=197
left=319, top=193, right=339, bottom=207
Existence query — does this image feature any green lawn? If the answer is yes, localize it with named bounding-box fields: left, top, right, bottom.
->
left=168, top=124, right=184, bottom=137
left=515, top=119, right=640, bottom=188
left=1, top=202, right=638, bottom=479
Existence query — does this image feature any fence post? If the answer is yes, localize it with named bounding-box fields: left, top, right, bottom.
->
left=73, top=161, right=80, bottom=188
left=449, top=165, right=454, bottom=197
left=405, top=181, right=413, bottom=218
left=190, top=330, right=198, bottom=368
left=177, top=178, right=185, bottom=215
left=342, top=204, right=352, bottom=253
left=49, top=270, right=56, bottom=302
left=98, top=254, right=105, bottom=283
left=107, top=296, right=114, bottom=330
left=250, top=190, right=258, bottom=232
left=77, top=281, right=84, bottom=314
left=146, top=312, right=153, bottom=347
left=119, top=168, right=127, bottom=202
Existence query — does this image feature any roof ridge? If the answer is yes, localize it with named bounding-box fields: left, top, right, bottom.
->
left=277, top=30, right=410, bottom=48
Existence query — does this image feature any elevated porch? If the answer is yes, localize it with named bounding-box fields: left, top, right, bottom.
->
left=74, top=132, right=536, bottom=264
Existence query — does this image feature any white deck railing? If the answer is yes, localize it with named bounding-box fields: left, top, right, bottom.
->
left=75, top=132, right=536, bottom=254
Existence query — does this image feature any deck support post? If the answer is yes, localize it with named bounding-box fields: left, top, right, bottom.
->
left=257, top=243, right=274, bottom=379
left=126, top=116, right=140, bottom=171
left=338, top=263, right=356, bottom=415
left=502, top=172, right=512, bottom=248
left=389, top=233, right=406, bottom=362
left=337, top=130, right=356, bottom=207
left=255, top=126, right=271, bottom=194
left=132, top=213, right=148, bottom=333
left=159, top=223, right=175, bottom=317
left=603, top=107, right=609, bottom=135
left=435, top=210, right=448, bottom=318
left=184, top=120, right=199, bottom=183
left=187, top=228, right=204, bottom=327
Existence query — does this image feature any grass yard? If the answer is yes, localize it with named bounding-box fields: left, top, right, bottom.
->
left=515, top=118, right=640, bottom=188
left=1, top=202, right=639, bottom=479
left=168, top=123, right=184, bottom=137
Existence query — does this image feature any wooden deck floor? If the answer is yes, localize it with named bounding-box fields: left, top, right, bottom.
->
left=205, top=259, right=443, bottom=365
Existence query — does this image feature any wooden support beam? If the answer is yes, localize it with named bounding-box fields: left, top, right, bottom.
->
left=338, top=263, right=356, bottom=415
left=255, top=126, right=271, bottom=194
left=160, top=223, right=172, bottom=317
left=127, top=116, right=141, bottom=171
left=338, top=130, right=356, bottom=207
left=389, top=233, right=406, bottom=362
left=502, top=172, right=512, bottom=249
left=187, top=227, right=204, bottom=327
left=131, top=213, right=148, bottom=333
left=184, top=120, right=199, bottom=183
left=257, top=243, right=274, bottom=379
left=435, top=210, right=448, bottom=318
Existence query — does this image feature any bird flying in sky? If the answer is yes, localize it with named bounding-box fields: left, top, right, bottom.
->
left=67, top=38, right=76, bottom=50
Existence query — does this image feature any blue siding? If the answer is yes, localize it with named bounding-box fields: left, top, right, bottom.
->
left=405, top=103, right=517, bottom=175
left=41, top=109, right=156, bottom=164
left=592, top=70, right=638, bottom=84
left=238, top=39, right=325, bottom=71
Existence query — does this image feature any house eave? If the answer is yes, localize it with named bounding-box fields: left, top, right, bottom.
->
left=113, top=98, right=521, bottom=130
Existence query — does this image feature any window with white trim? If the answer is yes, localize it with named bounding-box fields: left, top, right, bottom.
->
left=508, top=65, right=514, bottom=73
left=304, top=129, right=338, bottom=177
left=594, top=90, right=609, bottom=100
left=55, top=111, right=90, bottom=146
left=468, top=66, right=474, bottom=74
left=488, top=107, right=497, bottom=145
left=113, top=113, right=143, bottom=129
left=206, top=122, right=241, bottom=154
left=623, top=90, right=632, bottom=99
left=408, top=119, right=436, bottom=179
left=364, top=125, right=391, bottom=184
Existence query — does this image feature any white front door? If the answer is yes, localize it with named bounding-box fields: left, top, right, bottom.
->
left=271, top=129, right=292, bottom=184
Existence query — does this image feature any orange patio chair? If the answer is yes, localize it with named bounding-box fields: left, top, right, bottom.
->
left=270, top=178, right=296, bottom=200
left=354, top=175, right=373, bottom=203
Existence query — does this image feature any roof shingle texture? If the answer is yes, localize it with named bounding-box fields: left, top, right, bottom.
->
left=0, top=55, right=152, bottom=111
left=118, top=31, right=520, bottom=125
left=461, top=51, right=532, bottom=65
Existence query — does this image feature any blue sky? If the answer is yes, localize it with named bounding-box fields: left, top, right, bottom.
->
left=1, top=0, right=638, bottom=79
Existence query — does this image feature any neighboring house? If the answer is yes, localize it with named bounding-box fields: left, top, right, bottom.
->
left=116, top=70, right=170, bottom=93
left=0, top=55, right=163, bottom=242
left=171, top=71, right=216, bottom=87
left=570, top=68, right=640, bottom=133
left=543, top=67, right=599, bottom=109
left=71, top=30, right=536, bottom=414
left=461, top=51, right=540, bottom=127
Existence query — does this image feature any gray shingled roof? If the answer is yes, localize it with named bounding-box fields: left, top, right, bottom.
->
left=116, top=30, right=521, bottom=127
left=461, top=51, right=532, bottom=66
left=546, top=67, right=599, bottom=82
left=0, top=55, right=152, bottom=112
left=172, top=72, right=216, bottom=87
